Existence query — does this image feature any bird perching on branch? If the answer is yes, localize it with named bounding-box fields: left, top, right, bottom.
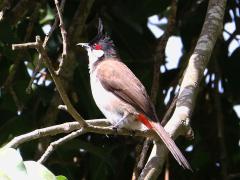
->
left=77, top=19, right=191, bottom=170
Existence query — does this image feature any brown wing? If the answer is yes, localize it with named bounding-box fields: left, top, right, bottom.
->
left=96, top=59, right=158, bottom=121
left=96, top=59, right=192, bottom=170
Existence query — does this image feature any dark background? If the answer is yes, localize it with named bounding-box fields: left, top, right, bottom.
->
left=0, top=0, right=239, bottom=179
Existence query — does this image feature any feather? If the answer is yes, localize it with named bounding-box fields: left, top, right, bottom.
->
left=94, top=58, right=191, bottom=170
left=96, top=59, right=158, bottom=121
left=137, top=113, right=192, bottom=170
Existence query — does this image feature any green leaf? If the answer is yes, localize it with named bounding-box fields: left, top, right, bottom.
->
left=0, top=148, right=62, bottom=180
left=0, top=148, right=28, bottom=180
left=56, top=175, right=68, bottom=180
left=40, top=5, right=55, bottom=24
left=24, top=161, right=57, bottom=180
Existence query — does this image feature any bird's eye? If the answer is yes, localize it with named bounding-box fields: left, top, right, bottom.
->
left=94, top=44, right=102, bottom=50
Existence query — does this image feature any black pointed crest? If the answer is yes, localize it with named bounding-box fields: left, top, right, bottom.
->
left=89, top=18, right=117, bottom=58
left=98, top=18, right=103, bottom=36
left=89, top=18, right=104, bottom=45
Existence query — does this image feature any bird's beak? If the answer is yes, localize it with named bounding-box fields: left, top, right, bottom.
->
left=76, top=43, right=90, bottom=50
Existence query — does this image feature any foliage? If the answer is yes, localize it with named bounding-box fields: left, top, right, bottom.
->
left=0, top=148, right=67, bottom=180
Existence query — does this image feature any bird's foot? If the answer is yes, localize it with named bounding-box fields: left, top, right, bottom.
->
left=111, top=125, right=119, bottom=135
left=129, top=129, right=136, bottom=137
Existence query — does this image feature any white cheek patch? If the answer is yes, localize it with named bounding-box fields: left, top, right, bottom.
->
left=92, top=49, right=104, bottom=58
left=87, top=49, right=105, bottom=71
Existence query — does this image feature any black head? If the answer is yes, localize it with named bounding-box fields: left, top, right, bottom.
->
left=77, top=19, right=117, bottom=58
left=89, top=19, right=117, bottom=58
left=90, top=35, right=117, bottom=58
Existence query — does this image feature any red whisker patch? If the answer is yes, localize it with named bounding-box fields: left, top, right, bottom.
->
left=95, top=44, right=102, bottom=50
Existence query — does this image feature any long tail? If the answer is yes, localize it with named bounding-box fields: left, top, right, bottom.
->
left=137, top=114, right=192, bottom=170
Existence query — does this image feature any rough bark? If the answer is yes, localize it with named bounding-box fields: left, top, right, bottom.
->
left=139, top=0, right=227, bottom=179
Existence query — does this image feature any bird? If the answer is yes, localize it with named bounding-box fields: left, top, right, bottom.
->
left=77, top=19, right=191, bottom=170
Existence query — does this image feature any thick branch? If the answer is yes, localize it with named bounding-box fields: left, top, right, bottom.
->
left=140, top=0, right=227, bottom=178
left=4, top=119, right=159, bottom=149
left=166, top=0, right=226, bottom=138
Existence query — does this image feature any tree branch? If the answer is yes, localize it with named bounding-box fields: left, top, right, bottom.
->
left=3, top=4, right=40, bottom=99
left=27, top=0, right=67, bottom=92
left=6, top=0, right=36, bottom=24
left=140, top=0, right=227, bottom=178
left=23, top=0, right=95, bottom=156
left=150, top=0, right=177, bottom=104
left=54, top=0, right=68, bottom=74
left=12, top=36, right=87, bottom=127
left=0, top=0, right=12, bottom=21
left=54, top=0, right=67, bottom=58
left=68, top=0, right=95, bottom=42
left=38, top=128, right=85, bottom=164
left=213, top=54, right=228, bottom=180
left=133, top=1, right=178, bottom=179
left=4, top=119, right=159, bottom=150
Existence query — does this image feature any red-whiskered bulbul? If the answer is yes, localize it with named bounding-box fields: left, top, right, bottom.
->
left=77, top=20, right=191, bottom=170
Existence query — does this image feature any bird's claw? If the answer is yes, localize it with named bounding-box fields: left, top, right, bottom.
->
left=111, top=125, right=119, bottom=135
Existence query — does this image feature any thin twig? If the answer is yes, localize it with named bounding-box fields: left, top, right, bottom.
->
left=132, top=139, right=152, bottom=180
left=3, top=4, right=39, bottom=94
left=25, top=61, right=41, bottom=94
left=38, top=128, right=85, bottom=163
left=9, top=86, right=24, bottom=113
left=161, top=95, right=177, bottom=126
left=150, top=0, right=177, bottom=104
left=12, top=42, right=38, bottom=50
left=27, top=0, right=67, bottom=92
left=24, top=4, right=42, bottom=94
left=213, top=56, right=228, bottom=180
left=224, top=29, right=240, bottom=42
left=53, top=0, right=68, bottom=75
left=228, top=173, right=240, bottom=179
left=4, top=4, right=39, bottom=87
left=164, top=159, right=170, bottom=180
left=7, top=0, right=35, bottom=24
left=0, top=0, right=12, bottom=21
left=68, top=0, right=95, bottom=41
left=43, top=0, right=65, bottom=47
left=133, top=1, right=177, bottom=179
left=54, top=0, right=67, bottom=57
left=12, top=36, right=87, bottom=127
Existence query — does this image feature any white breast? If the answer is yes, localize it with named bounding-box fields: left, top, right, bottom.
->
left=90, top=71, right=146, bottom=130
left=90, top=72, right=122, bottom=125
